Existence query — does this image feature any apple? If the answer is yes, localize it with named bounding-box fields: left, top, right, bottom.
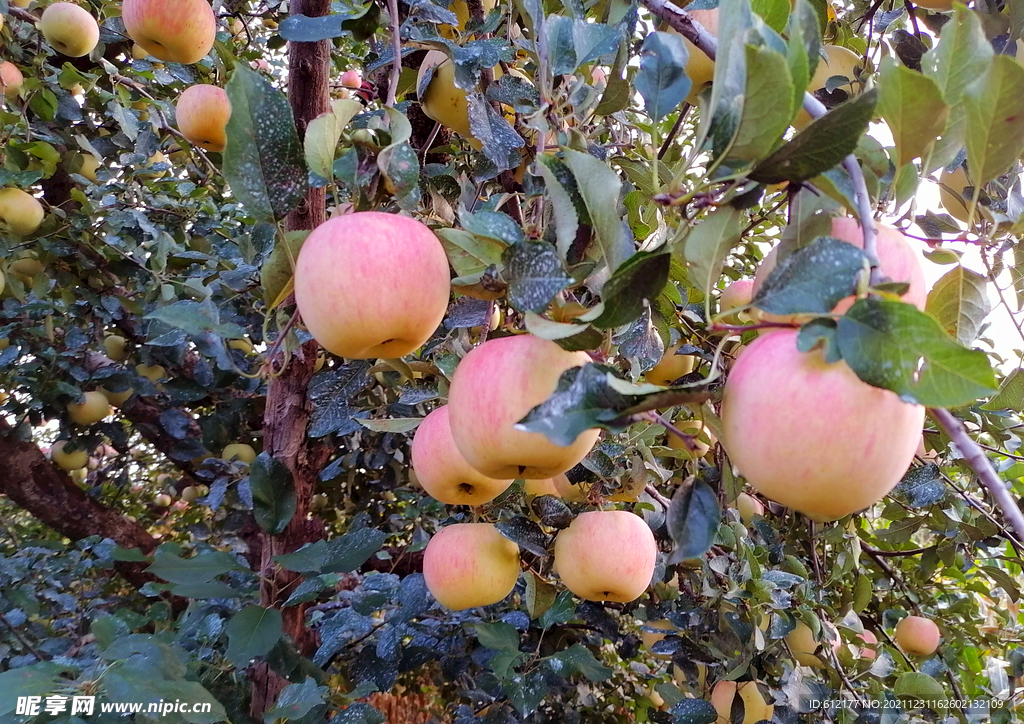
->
left=792, top=45, right=865, bottom=129
left=0, top=188, right=44, bottom=236
left=340, top=69, right=362, bottom=88
left=0, top=62, right=21, bottom=97
left=711, top=680, right=773, bottom=724
left=936, top=165, right=992, bottom=225
left=68, top=391, right=112, bottom=426
left=175, top=85, right=231, bottom=152
left=439, top=0, right=497, bottom=38
left=719, top=279, right=754, bottom=323
left=411, top=406, right=513, bottom=505
left=667, top=8, right=719, bottom=106
left=895, top=615, right=940, bottom=656
left=131, top=42, right=149, bottom=60
left=646, top=341, right=696, bottom=386
left=294, top=212, right=451, bottom=359
left=222, top=443, right=257, bottom=464
left=523, top=474, right=585, bottom=501
left=122, top=0, right=217, bottom=64
left=641, top=619, right=675, bottom=659
left=721, top=329, right=924, bottom=520
left=136, top=363, right=166, bottom=382
left=104, top=335, right=127, bottom=361
left=786, top=620, right=840, bottom=668
left=11, top=0, right=31, bottom=7
left=735, top=492, right=764, bottom=523
left=180, top=485, right=200, bottom=502
left=51, top=440, right=89, bottom=471
left=0, top=269, right=5, bottom=296
left=448, top=335, right=599, bottom=479
left=852, top=628, right=878, bottom=660
left=100, top=385, right=134, bottom=407
left=74, top=154, right=101, bottom=184
left=7, top=256, right=44, bottom=283
left=423, top=523, right=520, bottom=610
left=553, top=510, right=657, bottom=602
left=40, top=3, right=100, bottom=57
left=155, top=493, right=173, bottom=507
left=667, top=419, right=716, bottom=459
left=752, top=218, right=927, bottom=323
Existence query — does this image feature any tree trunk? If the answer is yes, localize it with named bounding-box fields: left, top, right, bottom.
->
left=0, top=417, right=169, bottom=593
left=248, top=0, right=333, bottom=716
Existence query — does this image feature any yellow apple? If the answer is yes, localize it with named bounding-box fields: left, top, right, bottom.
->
left=793, top=45, right=864, bottom=129
left=411, top=405, right=513, bottom=505
left=68, top=391, right=112, bottom=426
left=74, top=154, right=101, bottom=184
left=752, top=217, right=928, bottom=324
left=895, top=615, right=940, bottom=656
left=155, top=492, right=173, bottom=507
left=139, top=151, right=168, bottom=180
left=0, top=269, right=5, bottom=296
left=136, top=363, right=166, bottom=382
left=175, top=84, right=231, bottom=152
left=180, top=485, right=200, bottom=502
left=646, top=341, right=696, bottom=386
left=523, top=474, right=585, bottom=501
left=122, top=0, right=216, bottom=64
left=711, top=680, right=773, bottom=724
left=0, top=62, right=21, bottom=97
left=104, top=335, right=127, bottom=361
left=553, top=510, right=657, bottom=602
left=667, top=419, right=716, bottom=459
left=423, top=522, right=520, bottom=610
left=440, top=0, right=497, bottom=38
left=51, top=440, right=89, bottom=471
left=936, top=165, right=992, bottom=225
left=222, top=443, right=256, bottom=464
left=0, top=188, right=44, bottom=235
left=721, top=329, right=924, bottom=521
left=8, top=256, right=44, bottom=283
left=642, top=619, right=675, bottom=659
left=448, top=335, right=599, bottom=479
left=40, top=3, right=100, bottom=57
left=666, top=8, right=719, bottom=106
left=99, top=386, right=134, bottom=407
left=131, top=42, right=149, bottom=60
left=787, top=620, right=841, bottom=668
left=735, top=492, right=764, bottom=523
left=294, top=212, right=451, bottom=359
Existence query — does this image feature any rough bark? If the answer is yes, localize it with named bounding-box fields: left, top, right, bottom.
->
left=0, top=417, right=166, bottom=592
left=248, top=0, right=333, bottom=715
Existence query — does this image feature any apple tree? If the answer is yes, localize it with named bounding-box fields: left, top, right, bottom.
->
left=2, top=0, right=1024, bottom=722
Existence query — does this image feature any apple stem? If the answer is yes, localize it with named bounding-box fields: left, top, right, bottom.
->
left=639, top=0, right=881, bottom=282
left=385, top=0, right=401, bottom=107
left=930, top=408, right=1024, bottom=544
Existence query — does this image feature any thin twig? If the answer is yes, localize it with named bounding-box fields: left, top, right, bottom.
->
left=386, top=0, right=402, bottom=107
left=930, top=408, right=1024, bottom=543
left=1, top=614, right=48, bottom=661
left=645, top=483, right=671, bottom=510
left=861, top=543, right=932, bottom=557
left=658, top=105, right=690, bottom=160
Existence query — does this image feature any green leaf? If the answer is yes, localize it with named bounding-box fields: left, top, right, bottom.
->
left=377, top=108, right=421, bottom=210
left=592, top=251, right=671, bottom=329
left=495, top=516, right=547, bottom=556
left=461, top=209, right=525, bottom=245
left=925, top=265, right=991, bottom=346
left=436, top=228, right=506, bottom=278
left=147, top=547, right=245, bottom=585
left=667, top=698, right=719, bottom=724
left=304, top=99, right=362, bottom=180
left=894, top=672, right=946, bottom=702
left=752, top=0, right=790, bottom=33
left=274, top=540, right=329, bottom=573
left=261, top=229, right=309, bottom=307
left=727, top=45, right=794, bottom=162
left=552, top=643, right=613, bottom=681
left=146, top=300, right=246, bottom=340
left=223, top=65, right=308, bottom=223
left=562, top=148, right=631, bottom=272
left=634, top=32, right=691, bottom=122
left=502, top=241, right=573, bottom=313
left=922, top=7, right=993, bottom=106
left=749, top=87, right=877, bottom=184
left=356, top=417, right=422, bottom=433
left=225, top=605, right=284, bottom=667
left=250, top=452, right=296, bottom=536
left=467, top=92, right=524, bottom=172
left=682, top=206, right=743, bottom=304
left=963, top=55, right=1024, bottom=186
left=752, top=236, right=868, bottom=315
left=877, top=58, right=949, bottom=167
left=170, top=581, right=244, bottom=599
left=473, top=621, right=521, bottom=652
left=329, top=704, right=386, bottom=724
left=322, top=527, right=388, bottom=574
left=981, top=369, right=1024, bottom=412
left=0, top=665, right=69, bottom=716
left=525, top=571, right=560, bottom=620
left=667, top=479, right=721, bottom=563
left=538, top=591, right=576, bottom=630
left=263, top=678, right=328, bottom=723
left=836, top=298, right=998, bottom=408
left=705, top=0, right=753, bottom=162
left=278, top=5, right=379, bottom=42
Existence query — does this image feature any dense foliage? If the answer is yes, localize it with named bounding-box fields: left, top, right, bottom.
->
left=2, top=0, right=1024, bottom=722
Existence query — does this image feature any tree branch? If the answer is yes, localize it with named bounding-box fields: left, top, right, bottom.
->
left=930, top=408, right=1024, bottom=543
left=386, top=0, right=402, bottom=107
